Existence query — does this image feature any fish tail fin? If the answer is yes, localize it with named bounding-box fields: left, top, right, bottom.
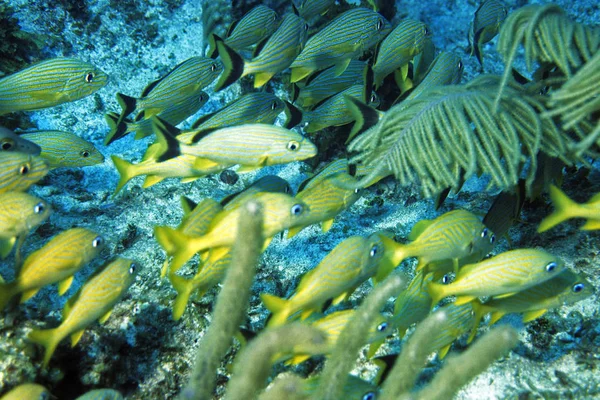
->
left=260, top=293, right=290, bottom=327
left=116, top=93, right=137, bottom=118
left=206, top=33, right=219, bottom=59
left=426, top=281, right=446, bottom=307
left=151, top=116, right=183, bottom=162
left=345, top=95, right=381, bottom=144
left=154, top=226, right=198, bottom=274
left=538, top=185, right=577, bottom=232
left=0, top=282, right=17, bottom=311
left=283, top=101, right=303, bottom=129
left=104, top=112, right=130, bottom=145
left=290, top=67, right=312, bottom=83
left=27, top=328, right=60, bottom=368
left=169, top=274, right=196, bottom=321
left=111, top=155, right=137, bottom=195
left=373, top=235, right=407, bottom=284
left=214, top=35, right=245, bottom=91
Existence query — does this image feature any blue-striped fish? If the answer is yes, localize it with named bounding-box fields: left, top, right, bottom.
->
left=0, top=383, right=50, bottom=400
left=375, top=210, right=495, bottom=282
left=301, top=374, right=378, bottom=400
left=288, top=158, right=361, bottom=237
left=428, top=248, right=566, bottom=306
left=206, top=5, right=279, bottom=58
left=372, top=19, right=431, bottom=88
left=290, top=8, right=391, bottom=82
left=152, top=117, right=317, bottom=173
left=0, top=192, right=50, bottom=259
left=0, top=228, right=105, bottom=310
left=538, top=184, right=600, bottom=232
left=115, top=56, right=222, bottom=120
left=155, top=192, right=311, bottom=272
left=468, top=0, right=508, bottom=65
left=0, top=152, right=49, bottom=194
left=297, top=0, right=335, bottom=20
left=215, top=13, right=309, bottom=90
left=74, top=389, right=124, bottom=400
left=221, top=175, right=292, bottom=210
left=403, top=52, right=464, bottom=101
left=261, top=234, right=384, bottom=327
left=20, top=131, right=104, bottom=168
left=427, top=302, right=477, bottom=359
left=104, top=91, right=209, bottom=144
left=27, top=257, right=137, bottom=367
left=0, top=126, right=41, bottom=155
left=0, top=57, right=108, bottom=115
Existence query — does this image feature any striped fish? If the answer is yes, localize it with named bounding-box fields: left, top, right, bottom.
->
left=261, top=234, right=385, bottom=327
left=215, top=13, right=309, bottom=90
left=104, top=91, right=209, bottom=144
left=74, top=389, right=124, bottom=400
left=221, top=175, right=291, bottom=210
left=427, top=302, right=477, bottom=359
left=0, top=57, right=108, bottom=115
left=538, top=185, right=600, bottom=232
left=176, top=93, right=290, bottom=144
left=115, top=56, right=222, bottom=120
left=0, top=384, right=50, bottom=400
left=27, top=257, right=137, bottom=367
left=152, top=117, right=317, bottom=172
left=0, top=192, right=50, bottom=259
left=290, top=8, right=391, bottom=82
left=0, top=228, right=105, bottom=311
left=297, top=0, right=335, bottom=20
left=301, top=375, right=379, bottom=400
left=468, top=0, right=508, bottom=65
left=20, top=131, right=104, bottom=168
left=0, top=126, right=41, bottom=155
left=375, top=209, right=495, bottom=282
left=403, top=52, right=464, bottom=101
left=288, top=158, right=362, bottom=237
left=0, top=151, right=49, bottom=194
left=206, top=5, right=279, bottom=58
left=155, top=192, right=311, bottom=273
left=427, top=248, right=566, bottom=306
left=373, top=19, right=431, bottom=88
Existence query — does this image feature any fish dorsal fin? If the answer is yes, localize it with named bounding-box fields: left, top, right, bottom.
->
left=283, top=101, right=303, bottom=129
left=70, top=329, right=85, bottom=347
left=252, top=36, right=270, bottom=58
left=58, top=276, right=75, bottom=296
left=98, top=309, right=113, bottom=324
left=190, top=111, right=217, bottom=130
left=291, top=2, right=299, bottom=16
left=226, top=19, right=240, bottom=39
left=141, top=77, right=165, bottom=98
left=408, top=219, right=434, bottom=241
left=20, top=288, right=39, bottom=303
left=435, top=187, right=451, bottom=210
left=180, top=196, right=198, bottom=215
left=191, top=128, right=219, bottom=143
left=297, top=174, right=314, bottom=193
left=305, top=67, right=328, bottom=86
left=332, top=58, right=352, bottom=77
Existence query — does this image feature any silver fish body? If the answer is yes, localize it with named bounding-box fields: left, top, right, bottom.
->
left=0, top=126, right=41, bottom=155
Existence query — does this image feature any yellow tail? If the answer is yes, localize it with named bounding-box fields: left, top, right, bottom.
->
left=260, top=293, right=290, bottom=328
left=373, top=234, right=407, bottom=284
left=538, top=185, right=577, bottom=232
left=155, top=226, right=205, bottom=274
left=169, top=274, right=196, bottom=321
left=111, top=155, right=138, bottom=195
left=27, top=328, right=60, bottom=368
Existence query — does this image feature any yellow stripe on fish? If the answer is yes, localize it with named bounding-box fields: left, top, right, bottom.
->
left=215, top=13, right=309, bottom=90
left=27, top=257, right=137, bottom=367
left=20, top=130, right=104, bottom=168
left=0, top=126, right=41, bottom=155
left=427, top=248, right=566, bottom=306
left=0, top=228, right=105, bottom=310
left=0, top=57, right=108, bottom=115
left=290, top=8, right=391, bottom=82
left=297, top=0, right=335, bottom=21
left=0, top=151, right=49, bottom=194
left=538, top=184, right=600, bottom=232
left=427, top=302, right=477, bottom=359
left=220, top=175, right=292, bottom=210
left=261, top=234, right=384, bottom=327
left=0, top=192, right=50, bottom=259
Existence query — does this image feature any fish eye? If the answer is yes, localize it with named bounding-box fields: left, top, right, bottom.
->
left=129, top=263, right=137, bottom=274
left=211, top=63, right=218, bottom=72
left=362, top=392, right=376, bottom=400
left=370, top=94, right=377, bottom=103
left=458, top=60, right=464, bottom=70
left=480, top=228, right=488, bottom=238
left=287, top=140, right=300, bottom=151
left=442, top=274, right=450, bottom=284
left=92, top=236, right=104, bottom=248
left=19, top=163, right=30, bottom=175
left=354, top=188, right=360, bottom=194
left=424, top=26, right=430, bottom=36
left=1, top=139, right=14, bottom=150
left=199, top=93, right=206, bottom=101
left=290, top=204, right=303, bottom=216
left=545, top=261, right=558, bottom=272
left=369, top=244, right=378, bottom=257
left=376, top=19, right=384, bottom=31
left=573, top=283, right=584, bottom=293
left=376, top=322, right=388, bottom=332
left=490, top=234, right=495, bottom=244
left=33, top=202, right=45, bottom=214
left=85, top=72, right=94, bottom=83
left=80, top=149, right=91, bottom=158
left=271, top=101, right=278, bottom=110
left=304, top=23, right=309, bottom=31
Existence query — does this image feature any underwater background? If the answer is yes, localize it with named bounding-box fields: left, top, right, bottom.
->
left=0, top=0, right=599, bottom=399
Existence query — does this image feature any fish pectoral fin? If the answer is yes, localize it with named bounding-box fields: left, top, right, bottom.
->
left=21, top=288, right=39, bottom=303
left=236, top=164, right=262, bottom=173
left=193, top=158, right=222, bottom=170
left=453, top=295, right=477, bottom=306
left=180, top=176, right=203, bottom=184
left=253, top=72, right=275, bottom=88
left=0, top=237, right=16, bottom=259
left=58, top=276, right=75, bottom=296
left=261, top=237, right=273, bottom=252
left=332, top=58, right=352, bottom=77
left=291, top=66, right=313, bottom=83
left=581, top=219, right=600, bottom=231
left=366, top=338, right=385, bottom=359
left=332, top=291, right=350, bottom=306
left=287, top=225, right=304, bottom=239
left=143, top=175, right=165, bottom=188
left=321, top=219, right=334, bottom=233
left=438, top=344, right=452, bottom=360
left=98, top=309, right=113, bottom=324
left=522, top=309, right=547, bottom=323
left=70, top=329, right=86, bottom=347
left=492, top=292, right=517, bottom=300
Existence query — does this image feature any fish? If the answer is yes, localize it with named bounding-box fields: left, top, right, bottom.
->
left=372, top=19, right=431, bottom=88
left=293, top=60, right=370, bottom=109
left=290, top=8, right=391, bottom=83
left=0, top=126, right=41, bottom=155
left=402, top=52, right=464, bottom=101
left=538, top=184, right=600, bottom=232
left=0, top=383, right=50, bottom=400
left=0, top=192, right=51, bottom=259
left=468, top=0, right=508, bottom=65
left=152, top=117, right=317, bottom=173
left=206, top=5, right=279, bottom=58
left=215, top=13, right=309, bottom=90
left=0, top=152, right=49, bottom=194
left=261, top=234, right=385, bottom=327
left=104, top=91, right=209, bottom=144
left=27, top=257, right=138, bottom=367
left=220, top=175, right=292, bottom=210
left=296, top=0, right=335, bottom=21
left=0, top=57, right=108, bottom=115
left=301, top=374, right=379, bottom=400
left=427, top=248, right=566, bottom=306
left=483, top=179, right=525, bottom=240
left=287, top=158, right=362, bottom=237
left=0, top=227, right=105, bottom=310
left=74, top=389, right=124, bottom=400
left=155, top=192, right=311, bottom=273
left=375, top=210, right=496, bottom=282
left=473, top=269, right=593, bottom=326
left=20, top=130, right=104, bottom=168
left=115, top=56, right=222, bottom=121
left=427, top=302, right=477, bottom=359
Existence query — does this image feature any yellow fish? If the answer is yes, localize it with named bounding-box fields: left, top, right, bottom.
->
left=20, top=130, right=104, bottom=168
left=220, top=175, right=292, bottom=211
left=0, top=192, right=51, bottom=259
left=538, top=184, right=600, bottom=232
left=426, top=302, right=477, bottom=359
left=0, top=151, right=49, bottom=194
left=261, top=234, right=384, bottom=327
left=468, top=0, right=508, bottom=65
left=0, top=383, right=50, bottom=400
left=0, top=126, right=41, bottom=155
left=27, top=257, right=137, bottom=367
left=427, top=248, right=566, bottom=306
left=74, top=389, right=123, bottom=400
left=0, top=228, right=105, bottom=310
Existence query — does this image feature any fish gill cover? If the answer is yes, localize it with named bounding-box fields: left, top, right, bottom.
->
left=0, top=0, right=599, bottom=399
